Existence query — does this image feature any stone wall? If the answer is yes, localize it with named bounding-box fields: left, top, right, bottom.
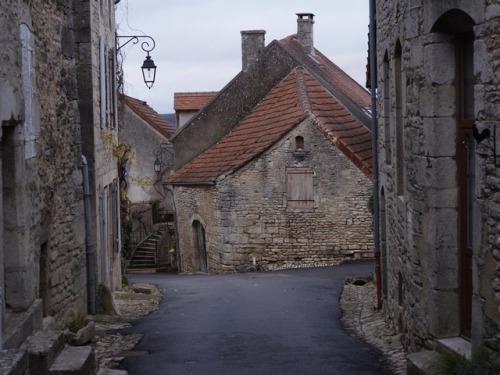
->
left=173, top=119, right=373, bottom=273
left=121, top=104, right=173, bottom=207
left=0, top=0, right=86, bottom=323
left=172, top=43, right=298, bottom=170
left=375, top=0, right=500, bottom=352
left=74, top=0, right=122, bottom=292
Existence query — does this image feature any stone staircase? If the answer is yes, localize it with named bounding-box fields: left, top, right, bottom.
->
left=0, top=300, right=127, bottom=375
left=407, top=337, right=472, bottom=375
left=127, top=229, right=166, bottom=272
left=0, top=329, right=98, bottom=375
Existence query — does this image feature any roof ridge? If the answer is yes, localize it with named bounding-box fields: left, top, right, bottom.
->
left=295, top=67, right=312, bottom=114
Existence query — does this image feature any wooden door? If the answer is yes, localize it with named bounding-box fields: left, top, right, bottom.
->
left=457, top=32, right=474, bottom=338
left=196, top=222, right=207, bottom=273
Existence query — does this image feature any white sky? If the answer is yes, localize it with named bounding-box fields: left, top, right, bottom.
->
left=116, top=0, right=369, bottom=115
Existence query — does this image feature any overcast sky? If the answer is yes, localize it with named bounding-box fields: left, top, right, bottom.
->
left=116, top=0, right=369, bottom=115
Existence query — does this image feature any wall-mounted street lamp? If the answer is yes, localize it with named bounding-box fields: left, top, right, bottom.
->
left=117, top=35, right=157, bottom=89
left=153, top=142, right=174, bottom=175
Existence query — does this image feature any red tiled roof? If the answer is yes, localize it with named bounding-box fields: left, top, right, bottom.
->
left=166, top=67, right=372, bottom=185
left=174, top=92, right=218, bottom=111
left=278, top=35, right=371, bottom=127
left=121, top=94, right=177, bottom=139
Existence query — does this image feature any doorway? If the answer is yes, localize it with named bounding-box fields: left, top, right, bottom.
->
left=193, top=221, right=207, bottom=273
left=39, top=241, right=50, bottom=316
left=457, top=32, right=475, bottom=338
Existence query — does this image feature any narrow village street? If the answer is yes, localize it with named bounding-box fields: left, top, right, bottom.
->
left=113, top=261, right=397, bottom=375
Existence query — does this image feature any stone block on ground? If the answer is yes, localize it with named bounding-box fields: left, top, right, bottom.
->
left=4, top=299, right=43, bottom=349
left=407, top=350, right=442, bottom=375
left=0, top=349, right=28, bottom=375
left=96, top=368, right=128, bottom=375
left=49, top=346, right=97, bottom=375
left=21, top=330, right=65, bottom=375
left=72, top=321, right=96, bottom=346
left=98, top=284, right=119, bottom=316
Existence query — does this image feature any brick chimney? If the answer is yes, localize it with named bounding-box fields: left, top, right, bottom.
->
left=296, top=13, right=315, bottom=55
left=241, top=30, right=266, bottom=71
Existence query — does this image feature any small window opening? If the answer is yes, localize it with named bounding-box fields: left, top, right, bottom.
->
left=295, top=136, right=304, bottom=151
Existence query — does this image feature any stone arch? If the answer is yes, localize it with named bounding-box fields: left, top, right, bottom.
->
left=425, top=4, right=482, bottom=35
left=431, top=9, right=476, bottom=34
left=190, top=215, right=208, bottom=273
left=424, top=7, right=476, bottom=338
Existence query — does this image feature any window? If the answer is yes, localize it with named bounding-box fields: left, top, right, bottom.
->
left=383, top=51, right=391, bottom=164
left=99, top=38, right=106, bottom=128
left=20, top=23, right=37, bottom=159
left=394, top=40, right=405, bottom=197
left=286, top=167, right=314, bottom=209
left=295, top=136, right=304, bottom=151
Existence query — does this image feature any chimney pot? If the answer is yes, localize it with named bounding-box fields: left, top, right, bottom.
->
left=296, top=13, right=315, bottom=55
left=241, top=30, right=266, bottom=71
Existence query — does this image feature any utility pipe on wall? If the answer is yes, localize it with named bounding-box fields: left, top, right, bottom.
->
left=82, top=155, right=96, bottom=314
left=369, top=0, right=382, bottom=309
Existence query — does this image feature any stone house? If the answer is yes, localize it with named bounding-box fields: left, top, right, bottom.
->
left=167, top=14, right=374, bottom=273
left=373, top=0, right=500, bottom=359
left=174, top=91, right=218, bottom=129
left=74, top=0, right=122, bottom=294
left=0, top=0, right=122, bottom=353
left=119, top=94, right=176, bottom=247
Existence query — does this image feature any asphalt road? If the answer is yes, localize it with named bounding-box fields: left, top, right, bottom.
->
left=119, top=260, right=394, bottom=375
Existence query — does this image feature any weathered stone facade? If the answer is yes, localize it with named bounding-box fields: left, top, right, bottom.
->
left=0, top=0, right=122, bottom=349
left=375, top=0, right=500, bottom=352
left=74, top=0, right=122, bottom=292
left=174, top=119, right=373, bottom=273
left=120, top=95, right=175, bottom=248
left=0, top=0, right=87, bottom=324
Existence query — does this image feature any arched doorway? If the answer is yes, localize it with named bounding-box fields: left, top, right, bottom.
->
left=432, top=9, right=476, bottom=338
left=193, top=220, right=207, bottom=273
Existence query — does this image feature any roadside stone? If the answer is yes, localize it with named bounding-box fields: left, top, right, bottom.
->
left=98, top=283, right=120, bottom=316
left=340, top=279, right=407, bottom=375
left=90, top=283, right=162, bottom=371
left=72, top=321, right=96, bottom=346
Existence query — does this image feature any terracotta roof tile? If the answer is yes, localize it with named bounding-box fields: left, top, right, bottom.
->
left=121, top=94, right=176, bottom=139
left=174, top=92, right=218, bottom=111
left=278, top=35, right=371, bottom=128
left=166, top=67, right=372, bottom=185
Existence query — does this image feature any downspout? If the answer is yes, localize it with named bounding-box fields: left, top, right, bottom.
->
left=369, top=0, right=382, bottom=310
left=82, top=155, right=96, bottom=314
left=164, top=184, right=181, bottom=271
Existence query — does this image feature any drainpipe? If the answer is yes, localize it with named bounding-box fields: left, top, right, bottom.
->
left=82, top=155, right=96, bottom=314
left=369, top=0, right=382, bottom=309
left=0, top=288, right=3, bottom=350
left=164, top=184, right=181, bottom=271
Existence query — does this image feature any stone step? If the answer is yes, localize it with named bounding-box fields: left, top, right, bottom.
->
left=4, top=299, right=43, bottom=349
left=0, top=349, right=29, bottom=375
left=96, top=368, right=128, bottom=375
left=131, top=256, right=155, bottom=262
left=134, top=250, right=155, bottom=255
left=21, top=330, right=65, bottom=375
left=130, top=256, right=155, bottom=260
left=407, top=338, right=472, bottom=375
left=49, top=346, right=97, bottom=375
left=126, top=268, right=157, bottom=274
left=407, top=350, right=442, bottom=375
left=434, top=337, right=471, bottom=360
